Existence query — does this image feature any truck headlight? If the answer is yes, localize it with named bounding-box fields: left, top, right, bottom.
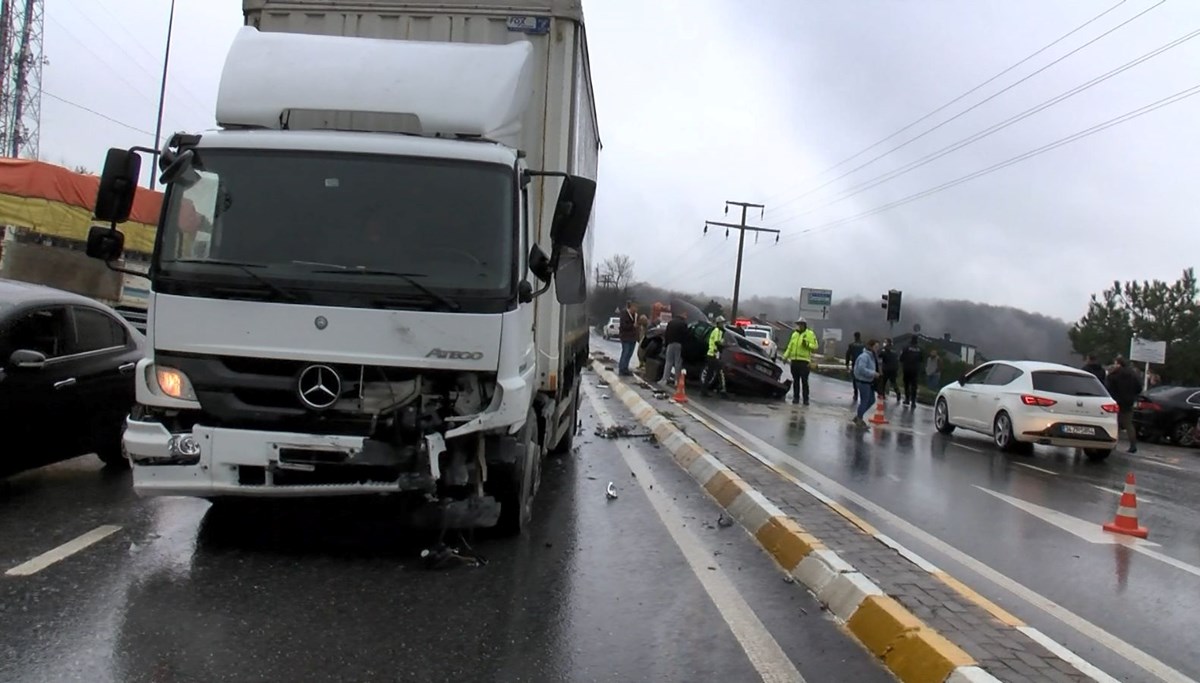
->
left=150, top=364, right=198, bottom=401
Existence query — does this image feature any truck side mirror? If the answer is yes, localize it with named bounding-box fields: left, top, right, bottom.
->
left=553, top=246, right=586, bottom=305
left=528, top=244, right=553, bottom=283
left=86, top=224, right=126, bottom=262
left=549, top=175, right=595, bottom=251
left=94, top=148, right=142, bottom=223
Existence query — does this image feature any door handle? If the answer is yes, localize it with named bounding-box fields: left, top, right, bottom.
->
left=118, top=362, right=136, bottom=374
left=54, top=378, right=76, bottom=389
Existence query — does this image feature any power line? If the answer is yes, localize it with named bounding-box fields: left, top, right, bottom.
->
left=775, top=81, right=1200, bottom=242
left=760, top=0, right=1131, bottom=209
left=769, top=22, right=1200, bottom=228
left=40, top=88, right=154, bottom=136
left=703, top=201, right=777, bottom=321
left=765, top=0, right=1165, bottom=220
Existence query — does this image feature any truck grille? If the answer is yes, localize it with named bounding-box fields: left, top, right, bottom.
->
left=155, top=351, right=416, bottom=435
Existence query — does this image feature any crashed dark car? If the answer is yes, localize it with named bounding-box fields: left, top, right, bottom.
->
left=639, top=299, right=791, bottom=399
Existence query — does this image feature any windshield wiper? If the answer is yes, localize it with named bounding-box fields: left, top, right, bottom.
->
left=310, top=268, right=461, bottom=312
left=171, top=259, right=299, bottom=302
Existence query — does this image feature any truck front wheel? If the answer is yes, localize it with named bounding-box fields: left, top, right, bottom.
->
left=493, top=409, right=540, bottom=536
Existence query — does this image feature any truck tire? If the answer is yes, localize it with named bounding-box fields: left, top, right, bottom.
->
left=550, top=386, right=579, bottom=455
left=494, top=409, right=540, bottom=537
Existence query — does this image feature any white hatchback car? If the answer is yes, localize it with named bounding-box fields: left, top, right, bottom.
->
left=933, top=360, right=1119, bottom=460
left=743, top=325, right=778, bottom=361
left=603, top=316, right=621, bottom=340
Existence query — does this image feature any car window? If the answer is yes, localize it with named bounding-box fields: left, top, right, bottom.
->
left=745, top=329, right=767, bottom=339
left=1, top=306, right=72, bottom=359
left=1187, top=391, right=1200, bottom=406
left=962, top=364, right=994, bottom=385
left=985, top=364, right=1023, bottom=386
left=1031, top=371, right=1107, bottom=397
left=70, top=307, right=129, bottom=354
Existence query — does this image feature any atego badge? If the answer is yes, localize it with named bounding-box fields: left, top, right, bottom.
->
left=426, top=348, right=484, bottom=361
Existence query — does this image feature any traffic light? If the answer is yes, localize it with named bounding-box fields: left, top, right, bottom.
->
left=881, top=289, right=902, bottom=322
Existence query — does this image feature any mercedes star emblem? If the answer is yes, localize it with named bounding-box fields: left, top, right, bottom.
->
left=314, top=316, right=328, bottom=330
left=297, top=364, right=341, bottom=410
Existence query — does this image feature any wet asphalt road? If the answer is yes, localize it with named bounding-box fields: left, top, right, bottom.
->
left=691, top=369, right=1200, bottom=681
left=596, top=337, right=1200, bottom=681
left=0, top=371, right=889, bottom=683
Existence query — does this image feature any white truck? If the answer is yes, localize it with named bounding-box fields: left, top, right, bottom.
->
left=85, top=0, right=599, bottom=535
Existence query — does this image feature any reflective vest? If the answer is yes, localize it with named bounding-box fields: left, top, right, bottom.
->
left=707, top=327, right=724, bottom=357
left=783, top=328, right=818, bottom=362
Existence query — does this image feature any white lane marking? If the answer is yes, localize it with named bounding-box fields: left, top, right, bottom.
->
left=583, top=384, right=806, bottom=683
left=1013, top=462, right=1058, bottom=476
left=1018, top=626, right=1121, bottom=683
left=953, top=443, right=985, bottom=453
left=681, top=401, right=1194, bottom=683
left=1090, top=484, right=1156, bottom=503
left=1137, top=459, right=1186, bottom=472
left=973, top=486, right=1159, bottom=547
left=1133, top=547, right=1200, bottom=579
left=5, top=525, right=122, bottom=577
left=875, top=533, right=941, bottom=573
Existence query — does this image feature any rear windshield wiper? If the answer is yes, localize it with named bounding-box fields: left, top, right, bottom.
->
left=171, top=259, right=298, bottom=302
left=310, top=268, right=461, bottom=312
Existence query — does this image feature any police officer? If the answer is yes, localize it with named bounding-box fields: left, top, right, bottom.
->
left=783, top=317, right=818, bottom=405
left=702, top=315, right=728, bottom=397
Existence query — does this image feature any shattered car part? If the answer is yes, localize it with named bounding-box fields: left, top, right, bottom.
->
left=606, top=482, right=618, bottom=500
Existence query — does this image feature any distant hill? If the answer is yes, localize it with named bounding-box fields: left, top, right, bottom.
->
left=609, top=285, right=1076, bottom=365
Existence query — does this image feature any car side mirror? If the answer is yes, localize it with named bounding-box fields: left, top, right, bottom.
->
left=86, top=224, right=126, bottom=262
left=9, top=349, right=46, bottom=370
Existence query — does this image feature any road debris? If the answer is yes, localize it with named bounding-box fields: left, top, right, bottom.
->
left=595, top=424, right=655, bottom=440
left=717, top=513, right=734, bottom=528
left=606, top=482, right=619, bottom=500
left=420, top=540, right=487, bottom=570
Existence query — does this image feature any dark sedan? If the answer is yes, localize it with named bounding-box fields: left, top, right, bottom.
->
left=0, top=278, right=145, bottom=476
left=1133, top=385, right=1200, bottom=447
left=639, top=299, right=791, bottom=399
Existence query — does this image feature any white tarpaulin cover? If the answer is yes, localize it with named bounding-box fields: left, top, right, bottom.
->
left=216, top=27, right=534, bottom=143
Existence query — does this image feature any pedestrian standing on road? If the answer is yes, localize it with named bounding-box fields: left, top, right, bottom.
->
left=852, top=340, right=881, bottom=428
left=617, top=300, right=638, bottom=376
left=879, top=338, right=901, bottom=402
left=1082, top=354, right=1106, bottom=384
left=925, top=351, right=943, bottom=390
left=783, top=317, right=819, bottom=405
left=1105, top=357, right=1141, bottom=454
left=635, top=314, right=650, bottom=371
left=899, top=339, right=923, bottom=407
left=662, top=311, right=689, bottom=386
left=701, top=315, right=728, bottom=397
left=845, top=332, right=865, bottom=402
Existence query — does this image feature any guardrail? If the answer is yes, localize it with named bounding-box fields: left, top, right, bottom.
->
left=114, top=305, right=147, bottom=335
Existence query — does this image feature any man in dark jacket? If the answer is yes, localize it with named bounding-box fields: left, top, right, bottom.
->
left=1081, top=354, right=1106, bottom=384
left=899, top=339, right=923, bottom=407
left=845, top=332, right=865, bottom=402
left=1105, top=357, right=1141, bottom=453
left=617, top=300, right=638, bottom=376
left=662, top=312, right=689, bottom=385
left=878, top=338, right=901, bottom=402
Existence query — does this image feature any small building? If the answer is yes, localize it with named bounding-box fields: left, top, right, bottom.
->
left=892, top=332, right=984, bottom=366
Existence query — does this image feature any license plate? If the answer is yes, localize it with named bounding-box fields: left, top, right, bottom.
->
left=755, top=364, right=775, bottom=376
left=1061, top=425, right=1096, bottom=436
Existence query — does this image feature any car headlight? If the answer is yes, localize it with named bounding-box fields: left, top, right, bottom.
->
left=149, top=364, right=198, bottom=401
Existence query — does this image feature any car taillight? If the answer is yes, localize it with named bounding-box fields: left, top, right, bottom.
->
left=732, top=352, right=754, bottom=364
left=1020, top=394, right=1057, bottom=407
left=1101, top=403, right=1119, bottom=413
left=1135, top=400, right=1160, bottom=411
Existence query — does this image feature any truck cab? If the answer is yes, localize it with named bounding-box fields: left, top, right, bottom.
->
left=85, top=12, right=598, bottom=536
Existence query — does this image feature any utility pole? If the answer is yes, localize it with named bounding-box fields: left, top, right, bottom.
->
left=704, top=200, right=778, bottom=322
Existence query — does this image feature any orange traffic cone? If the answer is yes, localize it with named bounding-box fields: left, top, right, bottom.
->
left=869, top=394, right=888, bottom=425
left=1102, top=472, right=1148, bottom=539
left=673, top=369, right=688, bottom=403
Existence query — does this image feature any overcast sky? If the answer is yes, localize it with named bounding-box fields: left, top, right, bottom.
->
left=38, top=0, right=1200, bottom=321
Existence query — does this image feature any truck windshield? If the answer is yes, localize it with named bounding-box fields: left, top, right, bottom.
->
left=155, top=149, right=515, bottom=308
